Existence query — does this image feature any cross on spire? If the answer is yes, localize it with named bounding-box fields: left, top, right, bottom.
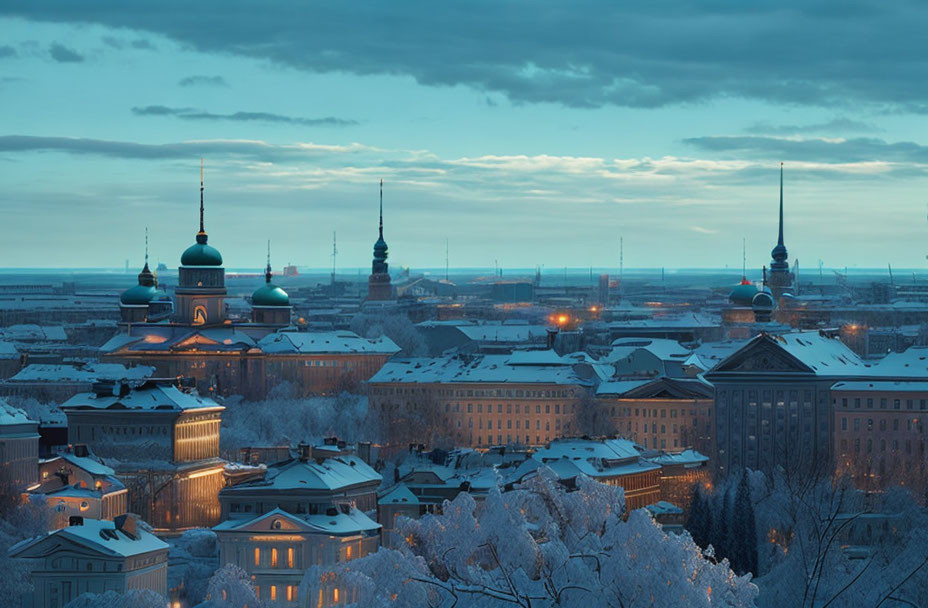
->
left=199, top=158, right=205, bottom=235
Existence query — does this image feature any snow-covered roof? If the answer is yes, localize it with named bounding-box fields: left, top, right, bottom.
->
left=378, top=484, right=420, bottom=506
left=0, top=397, right=35, bottom=426
left=369, top=352, right=608, bottom=386
left=608, top=313, right=720, bottom=330
left=257, top=330, right=400, bottom=355
left=606, top=338, right=691, bottom=361
left=869, top=347, right=928, bottom=378
left=0, top=340, right=18, bottom=359
left=456, top=324, right=549, bottom=343
left=10, top=518, right=167, bottom=559
left=10, top=363, right=154, bottom=384
left=831, top=380, right=928, bottom=392
left=642, top=449, right=709, bottom=467
left=520, top=438, right=659, bottom=482
left=214, top=506, right=380, bottom=536
left=595, top=379, right=652, bottom=396
left=772, top=332, right=866, bottom=374
left=0, top=324, right=68, bottom=342
left=225, top=454, right=380, bottom=494
left=61, top=384, right=223, bottom=412
left=59, top=452, right=116, bottom=477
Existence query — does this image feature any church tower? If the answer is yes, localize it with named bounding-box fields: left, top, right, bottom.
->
left=367, top=179, right=393, bottom=301
left=251, top=241, right=291, bottom=325
left=768, top=163, right=794, bottom=299
left=174, top=160, right=227, bottom=325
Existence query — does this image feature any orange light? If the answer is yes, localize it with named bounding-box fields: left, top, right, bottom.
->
left=589, top=306, right=598, bottom=312
left=557, top=314, right=569, bottom=325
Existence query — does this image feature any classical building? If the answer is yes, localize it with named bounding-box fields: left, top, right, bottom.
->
left=831, top=381, right=928, bottom=495
left=60, top=381, right=226, bottom=535
left=0, top=396, right=39, bottom=490
left=214, top=442, right=381, bottom=604
left=366, top=180, right=393, bottom=301
left=704, top=331, right=867, bottom=477
left=9, top=515, right=168, bottom=608
left=596, top=376, right=715, bottom=455
left=368, top=350, right=611, bottom=449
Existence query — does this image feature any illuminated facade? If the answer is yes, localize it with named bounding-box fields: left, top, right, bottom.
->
left=0, top=397, right=39, bottom=490
left=214, top=443, right=381, bottom=603
left=60, top=381, right=225, bottom=535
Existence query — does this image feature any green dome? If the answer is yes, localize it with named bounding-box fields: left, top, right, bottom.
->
left=252, top=283, right=290, bottom=307
left=120, top=284, right=158, bottom=306
left=181, top=240, right=223, bottom=266
left=729, top=282, right=759, bottom=306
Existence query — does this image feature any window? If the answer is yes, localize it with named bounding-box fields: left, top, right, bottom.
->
left=254, top=548, right=260, bottom=566
left=270, top=586, right=277, bottom=601
left=271, top=548, right=278, bottom=567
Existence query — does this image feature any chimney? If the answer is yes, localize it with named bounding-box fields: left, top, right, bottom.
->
left=297, top=442, right=311, bottom=462
left=72, top=444, right=89, bottom=458
left=68, top=515, right=83, bottom=527
left=358, top=441, right=372, bottom=464
left=114, top=514, right=138, bottom=539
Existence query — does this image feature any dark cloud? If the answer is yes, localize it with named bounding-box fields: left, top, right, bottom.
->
left=178, top=74, right=227, bottom=87
left=683, top=135, right=928, bottom=164
left=746, top=118, right=882, bottom=135
left=5, top=1, right=928, bottom=111
left=0, top=45, right=16, bottom=58
left=102, top=36, right=156, bottom=50
left=0, top=135, right=367, bottom=161
left=48, top=42, right=83, bottom=63
left=131, top=105, right=357, bottom=127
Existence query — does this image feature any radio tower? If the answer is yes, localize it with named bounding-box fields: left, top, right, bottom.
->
left=331, top=231, right=337, bottom=299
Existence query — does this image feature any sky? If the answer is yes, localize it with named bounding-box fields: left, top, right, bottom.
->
left=1, top=1, right=928, bottom=272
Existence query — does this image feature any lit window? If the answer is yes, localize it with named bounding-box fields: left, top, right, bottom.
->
left=271, top=548, right=278, bottom=567
left=333, top=588, right=339, bottom=603
left=287, top=547, right=294, bottom=568
left=270, top=586, right=277, bottom=601
left=254, top=547, right=260, bottom=566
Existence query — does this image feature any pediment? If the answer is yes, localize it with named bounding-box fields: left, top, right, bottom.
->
left=230, top=510, right=312, bottom=533
left=710, top=338, right=811, bottom=375
left=172, top=333, right=221, bottom=350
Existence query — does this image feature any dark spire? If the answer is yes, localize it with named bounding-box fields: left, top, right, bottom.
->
left=777, top=162, right=784, bottom=247
left=379, top=178, right=384, bottom=239
left=197, top=158, right=208, bottom=244
left=265, top=240, right=273, bottom=284
left=144, top=227, right=149, bottom=270
left=138, top=227, right=154, bottom=287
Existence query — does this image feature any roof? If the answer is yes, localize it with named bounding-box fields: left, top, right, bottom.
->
left=256, top=331, right=400, bottom=355
left=181, top=241, right=223, bottom=266
left=252, top=283, right=290, bottom=307
left=708, top=332, right=866, bottom=377
left=369, top=351, right=610, bottom=386
left=10, top=363, right=154, bottom=384
left=214, top=506, right=380, bottom=536
left=520, top=438, right=659, bottom=482
left=224, top=454, right=380, bottom=494
left=10, top=518, right=167, bottom=559
left=0, top=397, right=35, bottom=426
left=60, top=452, right=115, bottom=477
left=378, top=484, right=420, bottom=506
left=456, top=324, right=549, bottom=343
left=60, top=384, right=223, bottom=413
left=831, top=380, right=928, bottom=392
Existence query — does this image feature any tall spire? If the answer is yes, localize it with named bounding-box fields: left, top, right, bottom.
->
left=265, top=239, right=272, bottom=283
left=777, top=161, right=784, bottom=247
left=379, top=178, right=384, bottom=239
left=199, top=158, right=205, bottom=235
left=144, top=226, right=149, bottom=268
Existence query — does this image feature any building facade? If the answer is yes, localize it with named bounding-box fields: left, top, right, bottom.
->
left=60, top=382, right=225, bottom=534
left=0, top=397, right=39, bottom=490
left=9, top=515, right=168, bottom=608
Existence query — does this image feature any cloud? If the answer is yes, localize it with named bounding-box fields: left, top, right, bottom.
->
left=131, top=105, right=358, bottom=127
left=178, top=74, right=228, bottom=87
left=7, top=2, right=928, bottom=111
left=683, top=135, right=928, bottom=164
left=0, top=45, right=15, bottom=58
left=691, top=226, right=718, bottom=235
left=745, top=118, right=882, bottom=135
left=48, top=42, right=83, bottom=63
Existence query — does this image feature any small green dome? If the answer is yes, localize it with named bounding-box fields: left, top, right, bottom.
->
left=120, top=284, right=158, bottom=306
left=252, top=283, right=290, bottom=307
left=729, top=282, right=758, bottom=306
left=181, top=238, right=223, bottom=266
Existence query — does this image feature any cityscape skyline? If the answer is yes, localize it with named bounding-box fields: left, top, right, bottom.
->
left=3, top=4, right=928, bottom=268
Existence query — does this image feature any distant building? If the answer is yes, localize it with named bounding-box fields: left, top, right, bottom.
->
left=368, top=350, right=611, bottom=448
left=214, top=441, right=381, bottom=604
left=831, top=381, right=928, bottom=496
left=0, top=362, right=154, bottom=402
left=704, top=331, right=867, bottom=477
left=367, top=181, right=393, bottom=301
left=596, top=376, right=715, bottom=455
left=9, top=515, right=168, bottom=608
left=0, top=397, right=39, bottom=490
left=60, top=381, right=226, bottom=535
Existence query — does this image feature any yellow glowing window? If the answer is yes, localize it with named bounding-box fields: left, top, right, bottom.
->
left=255, top=586, right=260, bottom=598
left=333, top=588, right=339, bottom=603
left=270, top=586, right=277, bottom=601
left=287, top=586, right=294, bottom=602
left=271, top=548, right=278, bottom=567
left=317, top=589, right=323, bottom=608
left=254, top=548, right=260, bottom=566
left=346, top=545, right=352, bottom=559
left=287, top=547, right=294, bottom=568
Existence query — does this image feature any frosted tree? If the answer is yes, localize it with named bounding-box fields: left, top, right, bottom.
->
left=202, top=564, right=262, bottom=608
left=299, top=467, right=758, bottom=607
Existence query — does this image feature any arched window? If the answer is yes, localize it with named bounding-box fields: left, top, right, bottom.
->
left=193, top=305, right=208, bottom=325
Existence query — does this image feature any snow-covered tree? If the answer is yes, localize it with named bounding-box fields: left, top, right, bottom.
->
left=64, top=589, right=166, bottom=608
left=350, top=312, right=426, bottom=356
left=729, top=470, right=758, bottom=575
left=202, top=564, right=262, bottom=608
left=300, top=467, right=758, bottom=607
left=169, top=528, right=219, bottom=607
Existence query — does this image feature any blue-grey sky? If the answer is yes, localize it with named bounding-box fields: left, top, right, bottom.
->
left=1, top=1, right=927, bottom=271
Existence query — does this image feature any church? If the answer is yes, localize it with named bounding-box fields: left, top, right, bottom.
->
left=101, top=169, right=400, bottom=399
